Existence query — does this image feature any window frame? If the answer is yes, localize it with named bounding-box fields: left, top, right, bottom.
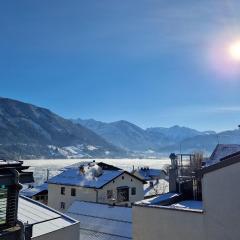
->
left=60, top=202, right=65, bottom=210
left=131, top=187, right=136, bottom=195
left=107, top=190, right=113, bottom=199
left=61, top=187, right=65, bottom=195
left=71, top=188, right=76, bottom=197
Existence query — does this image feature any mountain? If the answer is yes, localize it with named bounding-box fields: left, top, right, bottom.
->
left=74, top=118, right=240, bottom=155
left=73, top=119, right=168, bottom=151
left=73, top=119, right=217, bottom=154
left=146, top=126, right=208, bottom=142
left=0, top=98, right=125, bottom=160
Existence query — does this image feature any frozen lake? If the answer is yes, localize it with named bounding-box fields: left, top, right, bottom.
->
left=23, top=158, right=170, bottom=185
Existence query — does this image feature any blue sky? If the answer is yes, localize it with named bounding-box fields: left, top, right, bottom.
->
left=1, top=0, right=240, bottom=132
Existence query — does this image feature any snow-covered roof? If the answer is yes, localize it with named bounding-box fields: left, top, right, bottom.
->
left=144, top=179, right=169, bottom=197
left=134, top=168, right=165, bottom=181
left=136, top=192, right=180, bottom=205
left=170, top=201, right=203, bottom=210
left=21, top=183, right=48, bottom=197
left=207, top=144, right=240, bottom=166
left=48, top=167, right=123, bottom=188
left=18, top=196, right=78, bottom=238
left=66, top=201, right=132, bottom=240
left=48, top=161, right=144, bottom=188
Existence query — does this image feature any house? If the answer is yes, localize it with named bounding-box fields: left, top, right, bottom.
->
left=18, top=195, right=79, bottom=240
left=66, top=200, right=132, bottom=240
left=132, top=167, right=168, bottom=197
left=48, top=161, right=146, bottom=211
left=133, top=150, right=240, bottom=240
left=21, top=183, right=48, bottom=204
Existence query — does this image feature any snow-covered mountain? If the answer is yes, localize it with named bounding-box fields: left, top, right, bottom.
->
left=73, top=119, right=222, bottom=154
left=74, top=119, right=240, bottom=155
left=0, top=98, right=125, bottom=160
left=73, top=119, right=167, bottom=151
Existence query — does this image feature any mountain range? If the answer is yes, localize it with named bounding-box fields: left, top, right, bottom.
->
left=74, top=118, right=240, bottom=156
left=0, top=97, right=124, bottom=160
left=0, top=97, right=240, bottom=160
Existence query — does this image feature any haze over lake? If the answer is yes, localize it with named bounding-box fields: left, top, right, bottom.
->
left=23, top=158, right=170, bottom=185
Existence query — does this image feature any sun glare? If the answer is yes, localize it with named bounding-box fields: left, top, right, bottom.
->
left=229, top=41, right=240, bottom=61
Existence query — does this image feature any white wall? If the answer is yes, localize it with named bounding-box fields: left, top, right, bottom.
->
left=133, top=161, right=240, bottom=240
left=202, top=161, right=240, bottom=240
left=98, top=172, right=144, bottom=206
left=48, top=184, right=96, bottom=211
left=133, top=206, right=205, bottom=240
left=33, top=222, right=80, bottom=240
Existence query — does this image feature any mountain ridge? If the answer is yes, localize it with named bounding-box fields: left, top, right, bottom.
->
left=74, top=118, right=240, bottom=155
left=0, top=97, right=125, bottom=160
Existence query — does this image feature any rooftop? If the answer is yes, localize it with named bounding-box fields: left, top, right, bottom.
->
left=18, top=196, right=78, bottom=238
left=134, top=167, right=166, bottom=181
left=21, top=183, right=48, bottom=197
left=48, top=167, right=123, bottom=188
left=48, top=161, right=144, bottom=188
left=66, top=201, right=132, bottom=240
left=136, top=192, right=180, bottom=205
left=207, top=144, right=240, bottom=166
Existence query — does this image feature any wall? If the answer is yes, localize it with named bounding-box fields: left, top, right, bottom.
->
left=202, top=161, right=240, bottom=240
left=133, top=161, right=240, bottom=240
left=33, top=222, right=80, bottom=240
left=133, top=206, right=205, bottom=240
left=98, top=172, right=144, bottom=206
left=48, top=184, right=96, bottom=211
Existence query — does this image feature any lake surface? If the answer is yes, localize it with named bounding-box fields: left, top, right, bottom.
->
left=23, top=158, right=170, bottom=185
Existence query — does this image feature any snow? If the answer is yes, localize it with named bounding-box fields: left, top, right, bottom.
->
left=66, top=201, right=132, bottom=240
left=23, top=158, right=170, bottom=186
left=136, top=192, right=180, bottom=205
left=207, top=144, right=240, bottom=166
left=18, top=196, right=77, bottom=238
left=48, top=167, right=123, bottom=188
left=21, top=183, right=48, bottom=197
left=144, top=179, right=169, bottom=197
left=170, top=201, right=203, bottom=210
left=134, top=168, right=166, bottom=181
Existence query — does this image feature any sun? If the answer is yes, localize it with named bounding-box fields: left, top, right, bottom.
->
left=228, top=41, right=240, bottom=61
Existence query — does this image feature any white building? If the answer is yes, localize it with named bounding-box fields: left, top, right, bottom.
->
left=18, top=195, right=79, bottom=240
left=66, top=200, right=132, bottom=240
left=133, top=151, right=240, bottom=240
left=48, top=161, right=145, bottom=211
left=132, top=167, right=168, bottom=197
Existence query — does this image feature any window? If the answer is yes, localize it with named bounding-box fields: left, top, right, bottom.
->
left=107, top=190, right=113, bottom=199
left=122, top=176, right=124, bottom=180
left=71, top=188, right=76, bottom=196
left=61, top=187, right=65, bottom=195
left=60, top=202, right=65, bottom=210
left=117, top=187, right=129, bottom=202
left=131, top=187, right=136, bottom=195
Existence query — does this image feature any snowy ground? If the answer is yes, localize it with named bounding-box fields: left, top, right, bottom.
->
left=23, top=158, right=170, bottom=185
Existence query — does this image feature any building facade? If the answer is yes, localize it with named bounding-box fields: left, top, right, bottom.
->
left=48, top=161, right=145, bottom=211
left=133, top=152, right=240, bottom=240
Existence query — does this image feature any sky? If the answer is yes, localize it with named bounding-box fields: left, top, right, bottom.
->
left=1, top=0, right=240, bottom=132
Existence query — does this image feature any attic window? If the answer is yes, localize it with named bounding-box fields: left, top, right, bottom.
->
left=122, top=176, right=124, bottom=180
